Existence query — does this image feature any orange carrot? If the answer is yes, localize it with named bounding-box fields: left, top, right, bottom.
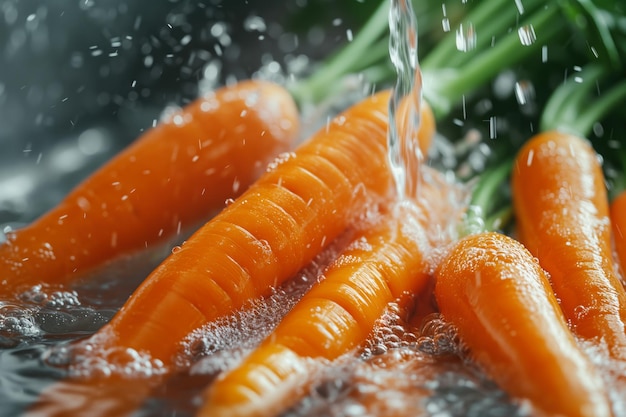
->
left=87, top=88, right=446, bottom=367
left=435, top=231, right=613, bottom=417
left=198, top=199, right=436, bottom=417
left=511, top=131, right=626, bottom=361
left=0, top=80, right=299, bottom=299
left=610, top=190, right=626, bottom=279
left=94, top=90, right=399, bottom=366
left=28, top=88, right=438, bottom=417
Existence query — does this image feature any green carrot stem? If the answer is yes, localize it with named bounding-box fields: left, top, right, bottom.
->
left=360, top=63, right=395, bottom=86
left=350, top=37, right=393, bottom=73
left=422, top=0, right=545, bottom=71
left=424, top=4, right=566, bottom=119
left=565, top=0, right=623, bottom=67
left=289, top=0, right=390, bottom=105
left=421, top=0, right=509, bottom=70
left=570, top=81, right=626, bottom=138
left=485, top=206, right=514, bottom=233
left=461, top=158, right=514, bottom=235
left=613, top=147, right=626, bottom=200
left=290, top=0, right=564, bottom=116
left=539, top=64, right=606, bottom=133
left=539, top=62, right=626, bottom=137
left=469, top=159, right=513, bottom=220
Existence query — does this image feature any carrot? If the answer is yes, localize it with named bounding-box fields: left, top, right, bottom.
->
left=92, top=90, right=397, bottom=363
left=27, top=89, right=437, bottom=417
left=197, top=198, right=437, bottom=417
left=511, top=131, right=626, bottom=362
left=0, top=80, right=300, bottom=299
left=434, top=231, right=613, bottom=417
left=610, top=190, right=626, bottom=279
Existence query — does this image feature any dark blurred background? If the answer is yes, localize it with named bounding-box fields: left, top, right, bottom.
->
left=0, top=0, right=379, bottom=225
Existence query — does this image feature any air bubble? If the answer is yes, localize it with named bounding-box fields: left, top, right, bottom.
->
left=180, top=287, right=309, bottom=371
left=415, top=313, right=461, bottom=356
left=0, top=304, right=39, bottom=337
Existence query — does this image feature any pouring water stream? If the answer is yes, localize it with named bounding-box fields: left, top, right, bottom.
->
left=387, top=0, right=424, bottom=201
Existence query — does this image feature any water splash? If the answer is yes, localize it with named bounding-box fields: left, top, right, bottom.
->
left=387, top=0, right=423, bottom=201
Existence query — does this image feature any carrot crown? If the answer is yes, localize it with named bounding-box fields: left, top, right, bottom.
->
left=287, top=0, right=571, bottom=121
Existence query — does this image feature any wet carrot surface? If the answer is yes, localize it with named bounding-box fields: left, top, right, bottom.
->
left=435, top=231, right=613, bottom=417
left=511, top=131, right=626, bottom=362
left=96, top=90, right=397, bottom=365
left=198, top=201, right=436, bottom=417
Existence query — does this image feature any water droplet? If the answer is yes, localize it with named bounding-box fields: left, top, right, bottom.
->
left=266, top=151, right=296, bottom=172
left=488, top=116, right=497, bottom=139
left=574, top=304, right=591, bottom=320
left=518, top=24, right=536, bottom=46
left=455, top=22, right=476, bottom=52
left=441, top=4, right=450, bottom=32
left=442, top=18, right=450, bottom=32
left=243, top=15, right=267, bottom=32
left=514, top=80, right=535, bottom=106
left=172, top=114, right=185, bottom=126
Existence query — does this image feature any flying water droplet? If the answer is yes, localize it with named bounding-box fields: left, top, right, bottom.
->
left=514, top=80, right=535, bottom=106
left=441, top=4, right=451, bottom=32
left=442, top=18, right=451, bottom=32
left=518, top=24, right=536, bottom=46
left=455, top=22, right=476, bottom=52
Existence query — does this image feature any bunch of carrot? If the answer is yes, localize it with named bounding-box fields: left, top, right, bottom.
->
left=4, top=0, right=626, bottom=416
left=28, top=82, right=441, bottom=417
